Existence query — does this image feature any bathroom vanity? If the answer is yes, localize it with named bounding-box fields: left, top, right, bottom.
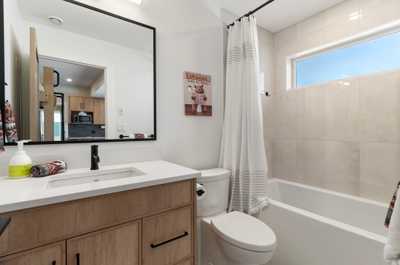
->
left=0, top=161, right=199, bottom=265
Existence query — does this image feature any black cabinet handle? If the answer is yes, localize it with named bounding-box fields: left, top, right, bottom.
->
left=0, top=217, right=11, bottom=237
left=76, top=253, right=80, bottom=265
left=52, top=261, right=56, bottom=265
left=53, top=70, right=60, bottom=88
left=150, top=231, right=189, bottom=249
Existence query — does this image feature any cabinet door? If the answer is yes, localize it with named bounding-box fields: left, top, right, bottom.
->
left=66, top=221, right=140, bottom=265
left=83, top=98, right=94, bottom=112
left=69, top=96, right=84, bottom=112
left=143, top=207, right=193, bottom=265
left=0, top=242, right=65, bottom=265
left=93, top=99, right=105, bottom=125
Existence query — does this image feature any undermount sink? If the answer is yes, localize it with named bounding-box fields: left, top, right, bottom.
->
left=48, top=167, right=145, bottom=188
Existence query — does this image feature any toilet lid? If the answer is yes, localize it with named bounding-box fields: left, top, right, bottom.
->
left=211, top=211, right=276, bottom=252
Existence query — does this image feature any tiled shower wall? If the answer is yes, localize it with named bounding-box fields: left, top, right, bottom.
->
left=263, top=0, right=400, bottom=203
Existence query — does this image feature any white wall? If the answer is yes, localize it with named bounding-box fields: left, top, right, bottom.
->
left=3, top=0, right=28, bottom=105
left=3, top=0, right=30, bottom=138
left=0, top=0, right=225, bottom=175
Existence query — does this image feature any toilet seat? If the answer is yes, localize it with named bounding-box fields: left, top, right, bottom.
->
left=211, top=211, right=276, bottom=253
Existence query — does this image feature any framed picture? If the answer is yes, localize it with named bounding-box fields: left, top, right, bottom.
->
left=184, top=72, right=212, bottom=116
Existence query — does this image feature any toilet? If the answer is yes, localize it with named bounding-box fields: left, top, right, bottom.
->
left=197, top=169, right=276, bottom=265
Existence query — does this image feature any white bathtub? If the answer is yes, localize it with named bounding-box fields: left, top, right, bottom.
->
left=262, top=179, right=388, bottom=265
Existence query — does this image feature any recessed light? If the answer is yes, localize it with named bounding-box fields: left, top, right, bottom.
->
left=48, top=16, right=64, bottom=26
left=66, top=78, right=73, bottom=83
left=129, top=0, right=142, bottom=5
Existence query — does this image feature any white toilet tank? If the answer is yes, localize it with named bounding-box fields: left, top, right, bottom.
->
left=198, top=168, right=231, bottom=217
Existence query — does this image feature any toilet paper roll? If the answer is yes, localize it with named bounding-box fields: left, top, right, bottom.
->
left=196, top=183, right=207, bottom=200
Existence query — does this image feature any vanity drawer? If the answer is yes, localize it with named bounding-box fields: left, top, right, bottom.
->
left=0, top=180, right=193, bottom=257
left=0, top=242, right=65, bottom=265
left=142, top=206, right=193, bottom=265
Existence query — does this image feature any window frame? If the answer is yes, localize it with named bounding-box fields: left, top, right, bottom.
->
left=287, top=20, right=400, bottom=90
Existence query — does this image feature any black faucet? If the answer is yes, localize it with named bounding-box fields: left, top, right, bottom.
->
left=91, top=145, right=100, bottom=170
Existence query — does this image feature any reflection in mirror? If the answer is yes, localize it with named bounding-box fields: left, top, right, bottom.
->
left=2, top=0, right=156, bottom=144
left=39, top=57, right=106, bottom=141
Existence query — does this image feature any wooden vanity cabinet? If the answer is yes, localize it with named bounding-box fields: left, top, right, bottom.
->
left=0, top=180, right=196, bottom=265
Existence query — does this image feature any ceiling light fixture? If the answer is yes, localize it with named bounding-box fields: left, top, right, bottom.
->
left=48, top=16, right=64, bottom=26
left=66, top=78, right=73, bottom=83
left=129, top=0, right=142, bottom=5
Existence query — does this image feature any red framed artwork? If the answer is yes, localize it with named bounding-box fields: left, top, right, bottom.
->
left=183, top=72, right=212, bottom=116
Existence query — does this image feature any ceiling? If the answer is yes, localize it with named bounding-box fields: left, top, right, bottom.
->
left=220, top=0, right=346, bottom=32
left=39, top=57, right=104, bottom=88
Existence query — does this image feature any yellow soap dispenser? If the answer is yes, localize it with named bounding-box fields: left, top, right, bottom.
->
left=8, top=140, right=32, bottom=179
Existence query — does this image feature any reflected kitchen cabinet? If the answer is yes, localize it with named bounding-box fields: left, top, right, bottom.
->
left=69, top=96, right=94, bottom=113
left=93, top=99, right=105, bottom=125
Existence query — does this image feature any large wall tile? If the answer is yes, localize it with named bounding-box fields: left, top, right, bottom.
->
left=271, top=140, right=299, bottom=181
left=264, top=140, right=273, bottom=179
left=359, top=182, right=395, bottom=203
left=359, top=0, right=400, bottom=32
left=262, top=96, right=275, bottom=140
left=296, top=140, right=326, bottom=187
left=359, top=71, right=400, bottom=142
left=303, top=85, right=326, bottom=139
left=360, top=142, right=400, bottom=194
left=324, top=80, right=360, bottom=141
left=273, top=26, right=299, bottom=55
left=323, top=141, right=360, bottom=195
left=272, top=90, right=304, bottom=140
left=274, top=52, right=290, bottom=93
left=321, top=0, right=360, bottom=42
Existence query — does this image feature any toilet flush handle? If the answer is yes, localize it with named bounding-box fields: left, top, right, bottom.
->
left=196, top=183, right=207, bottom=199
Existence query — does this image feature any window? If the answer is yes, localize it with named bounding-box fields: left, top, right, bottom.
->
left=293, top=30, right=400, bottom=88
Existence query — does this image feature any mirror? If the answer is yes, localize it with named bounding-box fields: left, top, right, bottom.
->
left=1, top=0, right=156, bottom=144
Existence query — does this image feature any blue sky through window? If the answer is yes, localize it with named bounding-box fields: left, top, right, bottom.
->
left=295, top=31, right=400, bottom=88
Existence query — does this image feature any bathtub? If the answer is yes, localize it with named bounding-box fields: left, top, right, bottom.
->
left=261, top=179, right=388, bottom=265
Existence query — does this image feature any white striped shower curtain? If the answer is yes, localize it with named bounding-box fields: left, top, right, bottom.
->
left=219, top=16, right=268, bottom=215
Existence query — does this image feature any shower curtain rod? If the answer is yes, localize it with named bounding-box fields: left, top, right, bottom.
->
left=227, top=0, right=276, bottom=28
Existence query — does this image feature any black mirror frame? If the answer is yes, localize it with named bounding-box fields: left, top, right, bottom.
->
left=0, top=0, right=157, bottom=145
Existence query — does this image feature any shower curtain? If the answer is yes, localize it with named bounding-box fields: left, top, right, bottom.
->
left=219, top=16, right=268, bottom=214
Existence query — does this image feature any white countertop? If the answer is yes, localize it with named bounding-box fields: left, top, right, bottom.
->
left=0, top=160, right=200, bottom=214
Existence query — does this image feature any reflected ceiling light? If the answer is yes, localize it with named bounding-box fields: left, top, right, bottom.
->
left=129, top=0, right=142, bottom=5
left=349, top=11, right=362, bottom=21
left=48, top=16, right=64, bottom=26
left=338, top=80, right=351, bottom=86
left=66, top=78, right=73, bottom=83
